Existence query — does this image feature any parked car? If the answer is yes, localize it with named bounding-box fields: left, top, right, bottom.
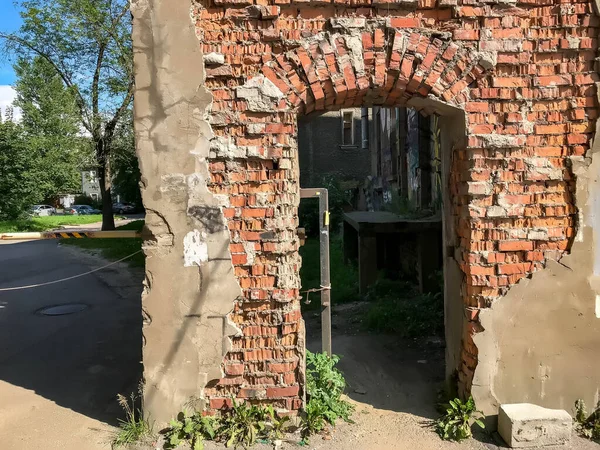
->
left=31, top=205, right=56, bottom=216
left=66, top=205, right=101, bottom=215
left=112, top=202, right=135, bottom=214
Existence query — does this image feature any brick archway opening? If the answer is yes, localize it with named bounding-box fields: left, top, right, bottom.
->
left=205, top=25, right=491, bottom=413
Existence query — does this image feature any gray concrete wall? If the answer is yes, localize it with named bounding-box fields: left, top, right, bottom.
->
left=298, top=109, right=370, bottom=187
left=473, top=145, right=600, bottom=422
left=131, top=0, right=242, bottom=422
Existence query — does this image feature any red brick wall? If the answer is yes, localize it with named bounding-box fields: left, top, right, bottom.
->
left=196, top=0, right=598, bottom=411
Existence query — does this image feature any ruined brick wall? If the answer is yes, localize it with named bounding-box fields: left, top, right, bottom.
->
left=194, top=0, right=598, bottom=412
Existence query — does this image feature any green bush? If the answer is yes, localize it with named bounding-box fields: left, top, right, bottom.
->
left=364, top=279, right=444, bottom=338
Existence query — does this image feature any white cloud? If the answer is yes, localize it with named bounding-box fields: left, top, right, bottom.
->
left=0, top=85, right=22, bottom=122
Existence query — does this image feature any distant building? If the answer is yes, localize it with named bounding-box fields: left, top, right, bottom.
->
left=298, top=108, right=371, bottom=187
left=81, top=170, right=101, bottom=200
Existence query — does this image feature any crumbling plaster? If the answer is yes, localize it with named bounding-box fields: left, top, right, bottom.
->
left=131, top=0, right=243, bottom=422
left=473, top=85, right=600, bottom=422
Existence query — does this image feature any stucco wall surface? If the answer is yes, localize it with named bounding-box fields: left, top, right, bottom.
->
left=131, top=0, right=243, bottom=423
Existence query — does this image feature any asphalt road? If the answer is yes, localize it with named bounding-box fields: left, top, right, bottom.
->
left=0, top=239, right=143, bottom=450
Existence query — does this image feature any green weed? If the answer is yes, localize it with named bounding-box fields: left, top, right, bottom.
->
left=164, top=400, right=291, bottom=449
left=575, top=399, right=600, bottom=441
left=301, top=350, right=354, bottom=440
left=164, top=412, right=218, bottom=450
left=112, top=393, right=154, bottom=448
left=217, top=400, right=272, bottom=448
left=435, top=396, right=484, bottom=442
left=364, top=279, right=444, bottom=338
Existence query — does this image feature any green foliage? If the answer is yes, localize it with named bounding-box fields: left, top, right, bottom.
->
left=364, top=279, right=444, bottom=338
left=111, top=111, right=142, bottom=206
left=299, top=238, right=359, bottom=310
left=164, top=412, right=218, bottom=450
left=164, top=401, right=291, bottom=449
left=14, top=57, right=89, bottom=199
left=299, top=175, right=353, bottom=237
left=0, top=115, right=38, bottom=219
left=575, top=399, right=600, bottom=441
left=300, top=399, right=327, bottom=438
left=217, top=400, right=272, bottom=448
left=435, top=397, right=485, bottom=442
left=0, top=214, right=110, bottom=233
left=113, top=393, right=154, bottom=448
left=2, top=0, right=134, bottom=230
left=301, top=351, right=354, bottom=439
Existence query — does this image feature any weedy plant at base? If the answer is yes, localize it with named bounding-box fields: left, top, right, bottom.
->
left=575, top=399, right=600, bottom=441
left=163, top=352, right=353, bottom=447
left=301, top=350, right=354, bottom=439
left=164, top=412, right=218, bottom=450
left=164, top=400, right=291, bottom=449
left=113, top=393, right=155, bottom=448
left=435, top=396, right=485, bottom=441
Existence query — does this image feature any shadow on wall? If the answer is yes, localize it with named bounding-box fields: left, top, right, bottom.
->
left=0, top=240, right=143, bottom=425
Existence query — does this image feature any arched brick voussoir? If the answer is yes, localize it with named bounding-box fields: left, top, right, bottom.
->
left=257, top=26, right=497, bottom=115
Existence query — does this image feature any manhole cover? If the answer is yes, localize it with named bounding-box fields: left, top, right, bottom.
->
left=38, top=303, right=89, bottom=316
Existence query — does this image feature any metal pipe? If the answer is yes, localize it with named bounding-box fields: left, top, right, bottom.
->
left=361, top=107, right=369, bottom=150
left=300, top=188, right=332, bottom=355
left=0, top=230, right=142, bottom=240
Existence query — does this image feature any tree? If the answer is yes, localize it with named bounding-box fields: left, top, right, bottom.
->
left=14, top=57, right=90, bottom=201
left=111, top=110, right=142, bottom=207
left=0, top=110, right=38, bottom=219
left=1, top=0, right=133, bottom=230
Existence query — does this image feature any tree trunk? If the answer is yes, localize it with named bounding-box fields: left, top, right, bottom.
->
left=95, top=138, right=115, bottom=231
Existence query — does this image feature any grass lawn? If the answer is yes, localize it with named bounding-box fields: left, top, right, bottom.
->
left=0, top=215, right=110, bottom=233
left=299, top=237, right=360, bottom=310
left=62, top=220, right=145, bottom=268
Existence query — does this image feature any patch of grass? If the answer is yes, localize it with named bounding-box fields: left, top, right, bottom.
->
left=0, top=214, right=115, bottom=233
left=113, top=392, right=154, bottom=448
left=299, top=238, right=360, bottom=310
left=364, top=279, right=444, bottom=338
left=62, top=220, right=144, bottom=268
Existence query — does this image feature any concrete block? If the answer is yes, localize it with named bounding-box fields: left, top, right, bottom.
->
left=498, top=403, right=572, bottom=448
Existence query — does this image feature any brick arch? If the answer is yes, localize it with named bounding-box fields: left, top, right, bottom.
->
left=257, top=25, right=495, bottom=114
left=200, top=9, right=581, bottom=416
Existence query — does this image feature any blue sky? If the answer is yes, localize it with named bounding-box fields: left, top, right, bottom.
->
left=0, top=2, right=22, bottom=118
left=0, top=1, right=22, bottom=85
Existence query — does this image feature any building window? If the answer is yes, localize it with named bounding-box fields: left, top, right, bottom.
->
left=91, top=193, right=99, bottom=200
left=341, top=110, right=354, bottom=145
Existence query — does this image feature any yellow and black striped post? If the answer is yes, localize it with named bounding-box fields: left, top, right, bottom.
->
left=0, top=231, right=141, bottom=241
